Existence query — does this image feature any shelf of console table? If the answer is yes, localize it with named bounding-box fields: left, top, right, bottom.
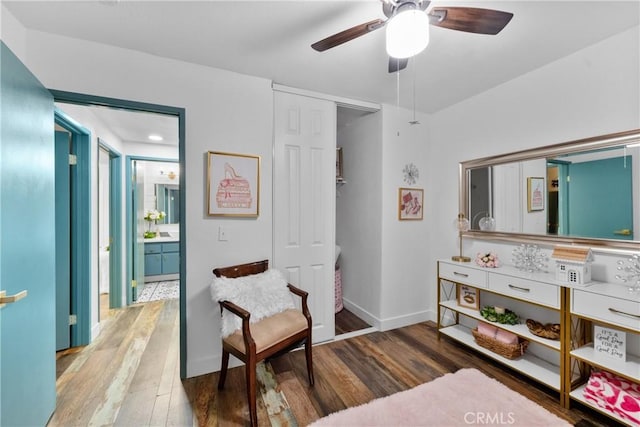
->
left=439, top=323, right=561, bottom=390
left=569, top=384, right=636, bottom=426
left=571, top=345, right=640, bottom=382
left=439, top=299, right=562, bottom=351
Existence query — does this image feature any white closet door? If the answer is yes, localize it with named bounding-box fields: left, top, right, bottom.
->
left=273, top=90, right=336, bottom=343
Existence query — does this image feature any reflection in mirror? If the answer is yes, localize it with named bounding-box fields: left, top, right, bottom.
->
left=462, top=129, right=640, bottom=250
left=547, top=148, right=633, bottom=240
left=156, top=184, right=180, bottom=224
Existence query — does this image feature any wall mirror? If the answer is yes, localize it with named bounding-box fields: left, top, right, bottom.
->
left=460, top=129, right=640, bottom=250
left=156, top=183, right=180, bottom=224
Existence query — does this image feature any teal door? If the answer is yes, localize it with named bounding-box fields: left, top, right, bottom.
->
left=55, top=131, right=71, bottom=350
left=1, top=42, right=57, bottom=425
left=568, top=156, right=633, bottom=239
left=132, top=160, right=145, bottom=300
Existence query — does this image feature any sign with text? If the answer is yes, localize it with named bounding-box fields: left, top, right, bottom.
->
left=594, top=325, right=626, bottom=362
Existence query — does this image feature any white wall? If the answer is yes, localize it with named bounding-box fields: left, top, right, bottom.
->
left=427, top=25, right=640, bottom=315
left=380, top=105, right=433, bottom=328
left=336, top=110, right=383, bottom=326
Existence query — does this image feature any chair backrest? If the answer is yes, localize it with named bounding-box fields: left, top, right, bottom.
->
left=212, top=259, right=268, bottom=279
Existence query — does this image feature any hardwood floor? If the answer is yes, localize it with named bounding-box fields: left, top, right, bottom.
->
left=335, top=308, right=371, bottom=335
left=53, top=299, right=617, bottom=426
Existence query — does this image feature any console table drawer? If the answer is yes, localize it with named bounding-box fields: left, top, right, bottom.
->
left=572, top=290, right=640, bottom=331
left=439, top=263, right=487, bottom=288
left=489, top=274, right=559, bottom=308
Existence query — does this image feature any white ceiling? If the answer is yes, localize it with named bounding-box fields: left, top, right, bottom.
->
left=6, top=1, right=640, bottom=139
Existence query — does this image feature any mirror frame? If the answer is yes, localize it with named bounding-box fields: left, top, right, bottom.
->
left=459, top=129, right=640, bottom=251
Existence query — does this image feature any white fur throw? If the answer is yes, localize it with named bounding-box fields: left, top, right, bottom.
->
left=210, top=268, right=296, bottom=338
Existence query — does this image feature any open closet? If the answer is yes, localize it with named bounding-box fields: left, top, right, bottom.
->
left=334, top=106, right=382, bottom=337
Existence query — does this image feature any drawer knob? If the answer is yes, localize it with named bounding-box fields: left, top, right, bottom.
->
left=508, top=284, right=530, bottom=293
left=453, top=272, right=469, bottom=278
left=608, top=307, right=640, bottom=320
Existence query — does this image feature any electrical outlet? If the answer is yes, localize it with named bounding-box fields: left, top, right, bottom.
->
left=218, top=226, right=228, bottom=241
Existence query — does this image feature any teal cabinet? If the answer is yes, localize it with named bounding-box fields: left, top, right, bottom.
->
left=144, top=242, right=179, bottom=277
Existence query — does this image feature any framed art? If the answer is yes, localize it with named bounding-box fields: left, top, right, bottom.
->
left=398, top=188, right=423, bottom=220
left=457, top=284, right=480, bottom=310
left=207, top=151, right=260, bottom=217
left=527, top=177, right=545, bottom=212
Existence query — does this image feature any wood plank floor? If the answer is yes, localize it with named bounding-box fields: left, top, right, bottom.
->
left=335, top=308, right=371, bottom=335
left=53, top=299, right=618, bottom=426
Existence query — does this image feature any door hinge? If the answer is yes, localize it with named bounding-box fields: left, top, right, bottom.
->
left=69, top=314, right=77, bottom=326
left=69, top=154, right=78, bottom=165
left=566, top=175, right=570, bottom=182
left=132, top=279, right=137, bottom=288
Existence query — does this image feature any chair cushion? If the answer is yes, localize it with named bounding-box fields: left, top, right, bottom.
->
left=210, top=268, right=295, bottom=337
left=223, top=309, right=308, bottom=354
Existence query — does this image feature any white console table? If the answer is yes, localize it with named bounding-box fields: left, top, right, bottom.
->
left=437, top=259, right=639, bottom=426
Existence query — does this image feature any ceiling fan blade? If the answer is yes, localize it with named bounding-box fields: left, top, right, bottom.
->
left=311, top=18, right=385, bottom=52
left=429, top=7, right=513, bottom=35
left=388, top=57, right=408, bottom=73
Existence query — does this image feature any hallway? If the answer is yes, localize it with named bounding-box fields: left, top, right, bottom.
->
left=50, top=300, right=190, bottom=426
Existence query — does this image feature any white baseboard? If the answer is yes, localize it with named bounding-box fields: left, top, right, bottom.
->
left=341, top=298, right=437, bottom=332
left=341, top=298, right=380, bottom=329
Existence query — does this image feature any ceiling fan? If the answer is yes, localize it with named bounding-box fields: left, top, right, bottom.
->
left=311, top=0, right=513, bottom=73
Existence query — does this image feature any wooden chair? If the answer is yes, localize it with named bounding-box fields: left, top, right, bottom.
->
left=212, top=260, right=314, bottom=427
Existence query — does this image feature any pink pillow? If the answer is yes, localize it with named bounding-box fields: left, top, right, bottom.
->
left=477, top=321, right=498, bottom=337
left=495, top=329, right=519, bottom=345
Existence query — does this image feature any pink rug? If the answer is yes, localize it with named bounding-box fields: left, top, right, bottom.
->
left=309, top=368, right=571, bottom=426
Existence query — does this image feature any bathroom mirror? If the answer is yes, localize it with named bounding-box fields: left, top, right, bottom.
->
left=156, top=184, right=180, bottom=224
left=460, top=129, right=640, bottom=250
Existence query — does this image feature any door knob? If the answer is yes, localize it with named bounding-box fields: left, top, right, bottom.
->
left=0, top=290, right=27, bottom=308
left=613, top=229, right=632, bottom=236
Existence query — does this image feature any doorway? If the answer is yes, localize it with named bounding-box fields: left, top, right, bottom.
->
left=127, top=157, right=180, bottom=305
left=97, top=140, right=123, bottom=321
left=334, top=106, right=379, bottom=338
left=54, top=110, right=92, bottom=350
left=51, top=90, right=187, bottom=379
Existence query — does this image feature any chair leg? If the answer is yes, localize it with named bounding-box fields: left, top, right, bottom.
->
left=246, top=360, right=258, bottom=427
left=218, top=349, right=229, bottom=390
left=305, top=337, right=314, bottom=386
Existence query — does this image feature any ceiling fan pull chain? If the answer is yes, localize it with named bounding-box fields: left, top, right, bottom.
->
left=396, top=65, right=401, bottom=111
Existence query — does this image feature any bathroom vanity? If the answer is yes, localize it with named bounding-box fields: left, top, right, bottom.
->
left=144, top=234, right=179, bottom=282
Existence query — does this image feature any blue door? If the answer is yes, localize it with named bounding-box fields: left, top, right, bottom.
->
left=132, top=160, right=145, bottom=301
left=568, top=156, right=633, bottom=239
left=0, top=42, right=57, bottom=425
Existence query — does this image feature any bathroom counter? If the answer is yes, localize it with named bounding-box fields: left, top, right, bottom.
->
left=143, top=232, right=179, bottom=243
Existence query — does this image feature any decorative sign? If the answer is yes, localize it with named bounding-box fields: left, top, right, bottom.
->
left=594, top=325, right=626, bottom=362
left=457, top=284, right=480, bottom=310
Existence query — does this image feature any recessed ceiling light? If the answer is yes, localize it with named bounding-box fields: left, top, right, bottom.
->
left=148, top=134, right=163, bottom=141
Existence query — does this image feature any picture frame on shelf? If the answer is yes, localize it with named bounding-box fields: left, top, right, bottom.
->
left=457, top=284, right=479, bottom=310
left=398, top=187, right=423, bottom=220
left=594, top=325, right=626, bottom=362
left=207, top=151, right=260, bottom=217
left=527, top=177, right=545, bottom=212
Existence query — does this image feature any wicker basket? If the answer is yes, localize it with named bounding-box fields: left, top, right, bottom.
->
left=472, top=328, right=529, bottom=360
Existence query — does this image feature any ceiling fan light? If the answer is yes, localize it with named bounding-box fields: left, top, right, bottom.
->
left=386, top=9, right=429, bottom=59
